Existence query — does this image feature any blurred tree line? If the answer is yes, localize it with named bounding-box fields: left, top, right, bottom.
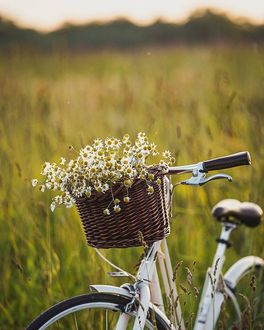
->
left=1, top=9, right=264, bottom=52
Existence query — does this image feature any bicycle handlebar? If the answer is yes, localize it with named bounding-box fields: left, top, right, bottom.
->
left=202, top=151, right=251, bottom=172
left=167, top=151, right=251, bottom=175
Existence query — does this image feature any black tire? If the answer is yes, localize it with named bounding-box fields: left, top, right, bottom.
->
left=27, top=293, right=170, bottom=330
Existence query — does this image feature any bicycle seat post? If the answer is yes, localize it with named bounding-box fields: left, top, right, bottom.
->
left=213, top=223, right=236, bottom=272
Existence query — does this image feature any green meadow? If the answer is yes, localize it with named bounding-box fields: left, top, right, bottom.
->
left=0, top=46, right=263, bottom=328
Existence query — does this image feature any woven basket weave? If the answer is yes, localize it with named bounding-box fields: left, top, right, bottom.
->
left=75, top=170, right=170, bottom=249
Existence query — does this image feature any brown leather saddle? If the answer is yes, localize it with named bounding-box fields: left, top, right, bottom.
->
left=212, top=199, right=263, bottom=228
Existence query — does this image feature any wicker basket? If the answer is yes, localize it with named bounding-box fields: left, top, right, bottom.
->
left=75, top=170, right=170, bottom=249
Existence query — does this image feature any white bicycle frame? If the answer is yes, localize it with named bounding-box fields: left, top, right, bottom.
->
left=90, top=161, right=264, bottom=330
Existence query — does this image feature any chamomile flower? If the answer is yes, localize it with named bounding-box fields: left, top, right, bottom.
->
left=114, top=204, right=121, bottom=213
left=124, top=196, right=130, bottom=203
left=103, top=208, right=110, bottom=216
left=147, top=185, right=154, bottom=194
left=60, top=157, right=66, bottom=165
left=39, top=185, right=45, bottom=192
left=32, top=179, right=38, bottom=187
left=122, top=134, right=130, bottom=143
left=162, top=150, right=172, bottom=159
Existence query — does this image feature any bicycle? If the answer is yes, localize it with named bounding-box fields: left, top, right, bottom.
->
left=27, top=151, right=264, bottom=330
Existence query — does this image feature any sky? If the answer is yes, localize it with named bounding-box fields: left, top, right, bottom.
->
left=0, top=0, right=264, bottom=31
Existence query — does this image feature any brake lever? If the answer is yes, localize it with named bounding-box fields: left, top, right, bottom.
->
left=181, top=173, right=232, bottom=186
left=198, top=173, right=232, bottom=185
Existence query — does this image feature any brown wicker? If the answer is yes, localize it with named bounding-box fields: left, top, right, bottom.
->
left=75, top=169, right=170, bottom=249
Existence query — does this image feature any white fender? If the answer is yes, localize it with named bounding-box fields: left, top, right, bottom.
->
left=89, top=284, right=175, bottom=329
left=224, top=256, right=264, bottom=289
left=90, top=285, right=132, bottom=298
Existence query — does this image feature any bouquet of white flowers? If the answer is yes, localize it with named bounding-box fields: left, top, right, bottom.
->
left=32, top=132, right=174, bottom=214
left=33, top=133, right=174, bottom=248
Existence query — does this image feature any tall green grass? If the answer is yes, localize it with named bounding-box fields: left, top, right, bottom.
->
left=0, top=46, right=263, bottom=328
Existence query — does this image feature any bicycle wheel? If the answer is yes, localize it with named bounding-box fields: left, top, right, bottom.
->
left=27, top=293, right=170, bottom=330
left=218, top=261, right=264, bottom=329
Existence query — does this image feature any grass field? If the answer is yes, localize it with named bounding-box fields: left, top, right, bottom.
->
left=0, top=46, right=264, bottom=328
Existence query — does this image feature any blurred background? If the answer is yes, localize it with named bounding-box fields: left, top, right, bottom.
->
left=0, top=1, right=264, bottom=328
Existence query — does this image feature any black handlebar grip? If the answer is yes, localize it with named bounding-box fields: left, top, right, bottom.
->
left=202, top=151, right=251, bottom=172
